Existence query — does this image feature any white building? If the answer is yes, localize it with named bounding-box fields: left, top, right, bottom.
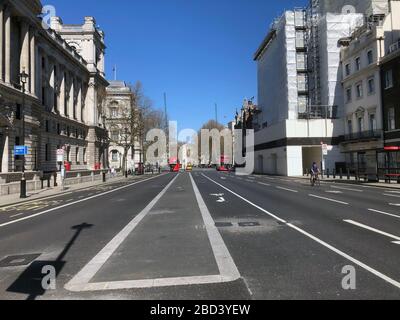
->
left=252, top=0, right=389, bottom=176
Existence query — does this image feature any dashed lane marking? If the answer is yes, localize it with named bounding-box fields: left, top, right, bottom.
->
left=202, top=173, right=400, bottom=290
left=309, top=194, right=349, bottom=205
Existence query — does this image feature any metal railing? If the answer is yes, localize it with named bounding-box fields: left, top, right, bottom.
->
left=344, top=130, right=383, bottom=141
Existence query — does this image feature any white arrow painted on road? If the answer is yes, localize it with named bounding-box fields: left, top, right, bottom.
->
left=210, top=193, right=224, bottom=197
left=217, top=197, right=226, bottom=203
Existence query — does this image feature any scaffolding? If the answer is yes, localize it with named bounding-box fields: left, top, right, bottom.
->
left=305, top=0, right=321, bottom=108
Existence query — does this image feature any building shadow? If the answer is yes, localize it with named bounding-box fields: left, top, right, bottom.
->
left=6, top=223, right=93, bottom=300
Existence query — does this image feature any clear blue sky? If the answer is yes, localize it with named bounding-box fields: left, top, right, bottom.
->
left=45, top=0, right=307, bottom=131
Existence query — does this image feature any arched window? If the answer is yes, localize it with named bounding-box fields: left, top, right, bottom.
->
left=111, top=150, right=119, bottom=162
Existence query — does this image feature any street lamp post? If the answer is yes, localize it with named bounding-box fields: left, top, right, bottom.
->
left=19, top=68, right=29, bottom=199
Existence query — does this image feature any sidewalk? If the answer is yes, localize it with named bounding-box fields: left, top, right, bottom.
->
left=0, top=173, right=158, bottom=208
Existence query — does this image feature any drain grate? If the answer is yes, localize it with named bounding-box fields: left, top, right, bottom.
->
left=238, top=222, right=260, bottom=227
left=215, top=222, right=233, bottom=228
left=0, top=254, right=41, bottom=268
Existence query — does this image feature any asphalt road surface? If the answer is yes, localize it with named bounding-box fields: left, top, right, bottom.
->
left=0, top=170, right=399, bottom=300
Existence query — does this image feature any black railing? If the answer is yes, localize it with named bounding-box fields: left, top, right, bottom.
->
left=344, top=130, right=383, bottom=141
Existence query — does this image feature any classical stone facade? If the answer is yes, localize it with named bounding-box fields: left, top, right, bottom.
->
left=0, top=0, right=108, bottom=179
left=105, top=81, right=142, bottom=171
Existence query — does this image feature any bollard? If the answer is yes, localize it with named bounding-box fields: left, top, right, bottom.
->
left=340, top=168, right=343, bottom=179
left=327, top=169, right=330, bottom=179
left=103, top=172, right=106, bottom=183
left=347, top=169, right=350, bottom=180
left=333, top=169, right=336, bottom=179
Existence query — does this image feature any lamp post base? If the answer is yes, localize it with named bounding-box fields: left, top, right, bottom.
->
left=20, top=179, right=27, bottom=199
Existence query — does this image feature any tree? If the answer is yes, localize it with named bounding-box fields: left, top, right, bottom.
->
left=197, top=120, right=228, bottom=165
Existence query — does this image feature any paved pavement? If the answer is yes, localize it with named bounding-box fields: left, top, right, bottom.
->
left=0, top=169, right=399, bottom=299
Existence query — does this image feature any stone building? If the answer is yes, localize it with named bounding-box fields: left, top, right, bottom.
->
left=104, top=81, right=142, bottom=171
left=0, top=0, right=108, bottom=183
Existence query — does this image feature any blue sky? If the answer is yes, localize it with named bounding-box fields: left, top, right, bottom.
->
left=45, top=0, right=307, bottom=131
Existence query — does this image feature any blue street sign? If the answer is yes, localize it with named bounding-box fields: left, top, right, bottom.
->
left=14, top=146, right=28, bottom=156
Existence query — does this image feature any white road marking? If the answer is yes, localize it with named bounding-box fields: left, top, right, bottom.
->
left=217, top=197, right=226, bottom=203
left=276, top=186, right=298, bottom=193
left=368, top=209, right=400, bottom=220
left=190, top=173, right=240, bottom=281
left=258, top=182, right=271, bottom=187
left=326, top=191, right=343, bottom=194
left=65, top=173, right=240, bottom=292
left=0, top=192, right=73, bottom=210
left=389, top=204, right=400, bottom=207
left=309, top=194, right=349, bottom=205
left=331, top=186, right=363, bottom=193
left=0, top=174, right=169, bottom=228
left=344, top=220, right=400, bottom=244
left=9, top=213, right=25, bottom=218
left=383, top=194, right=400, bottom=198
left=202, top=173, right=400, bottom=289
left=65, top=174, right=180, bottom=292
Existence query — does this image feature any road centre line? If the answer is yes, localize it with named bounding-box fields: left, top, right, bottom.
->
left=368, top=209, right=400, bottom=220
left=309, top=194, right=349, bottom=205
left=344, top=220, right=400, bottom=242
left=0, top=174, right=169, bottom=228
left=201, top=173, right=400, bottom=289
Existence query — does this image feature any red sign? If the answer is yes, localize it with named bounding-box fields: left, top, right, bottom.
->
left=384, top=146, right=400, bottom=151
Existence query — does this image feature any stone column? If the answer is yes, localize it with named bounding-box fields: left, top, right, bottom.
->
left=30, top=28, right=36, bottom=95
left=0, top=6, right=4, bottom=81
left=20, top=20, right=30, bottom=87
left=77, top=82, right=82, bottom=122
left=4, top=8, right=11, bottom=84
left=60, top=69, right=66, bottom=116
left=1, top=129, right=9, bottom=173
left=69, top=75, right=74, bottom=119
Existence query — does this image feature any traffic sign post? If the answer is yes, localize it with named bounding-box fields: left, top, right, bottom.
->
left=14, top=146, right=28, bottom=156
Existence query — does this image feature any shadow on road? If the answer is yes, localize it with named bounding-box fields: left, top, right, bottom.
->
left=6, top=223, right=93, bottom=300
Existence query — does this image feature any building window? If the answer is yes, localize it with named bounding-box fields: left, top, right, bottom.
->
left=367, top=50, right=373, bottom=65
left=369, top=113, right=377, bottom=131
left=296, top=52, right=307, bottom=70
left=356, top=82, right=363, bottom=99
left=367, top=77, right=375, bottom=95
left=16, top=104, right=22, bottom=120
left=110, top=108, right=119, bottom=118
left=357, top=116, right=364, bottom=132
left=83, top=148, right=87, bottom=164
left=45, top=143, right=51, bottom=162
left=346, top=87, right=352, bottom=103
left=297, top=74, right=308, bottom=91
left=76, top=147, right=80, bottom=164
left=388, top=107, right=396, bottom=131
left=347, top=119, right=353, bottom=134
left=345, top=63, right=351, bottom=77
left=384, top=69, right=393, bottom=89
left=296, top=31, right=305, bottom=48
left=45, top=120, right=50, bottom=132
left=111, top=150, right=119, bottom=162
left=355, top=57, right=361, bottom=71
left=111, top=130, right=119, bottom=141
left=298, top=95, right=307, bottom=114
